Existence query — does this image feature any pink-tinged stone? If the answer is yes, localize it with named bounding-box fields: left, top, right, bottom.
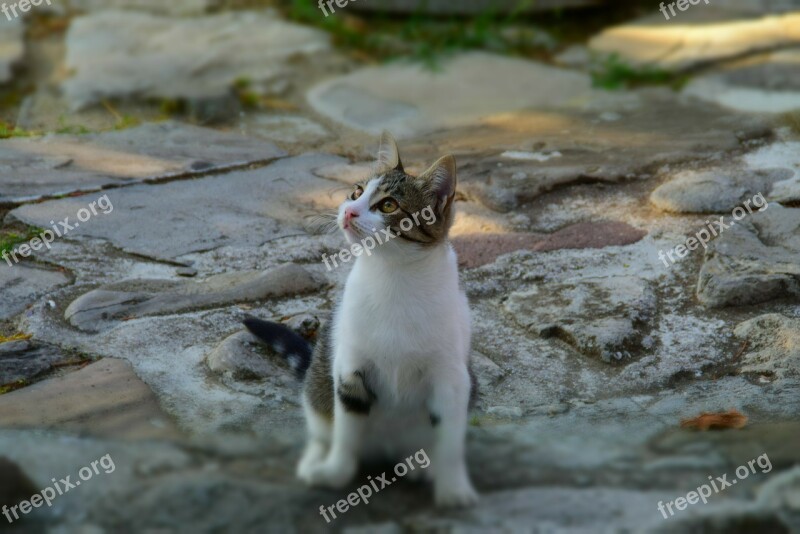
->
left=452, top=221, right=646, bottom=268
left=533, top=221, right=647, bottom=253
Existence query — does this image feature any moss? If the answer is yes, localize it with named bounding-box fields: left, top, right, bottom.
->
left=0, top=379, right=29, bottom=395
left=0, top=120, right=35, bottom=139
left=0, top=226, right=46, bottom=257
left=0, top=333, right=32, bottom=344
left=590, top=53, right=687, bottom=90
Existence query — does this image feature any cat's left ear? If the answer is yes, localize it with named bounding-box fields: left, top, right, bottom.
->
left=376, top=131, right=403, bottom=172
left=419, top=155, right=457, bottom=214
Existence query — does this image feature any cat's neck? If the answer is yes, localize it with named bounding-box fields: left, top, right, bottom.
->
left=356, top=241, right=455, bottom=277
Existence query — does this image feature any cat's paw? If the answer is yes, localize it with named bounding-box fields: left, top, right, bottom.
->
left=296, top=442, right=328, bottom=483
left=435, top=479, right=479, bottom=508
left=303, top=457, right=357, bottom=489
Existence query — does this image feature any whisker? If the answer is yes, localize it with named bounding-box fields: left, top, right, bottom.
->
left=305, top=212, right=340, bottom=235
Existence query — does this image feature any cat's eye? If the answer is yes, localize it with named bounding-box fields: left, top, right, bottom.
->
left=350, top=186, right=364, bottom=201
left=379, top=198, right=399, bottom=214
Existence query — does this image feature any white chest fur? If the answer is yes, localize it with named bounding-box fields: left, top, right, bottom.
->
left=333, top=244, right=471, bottom=405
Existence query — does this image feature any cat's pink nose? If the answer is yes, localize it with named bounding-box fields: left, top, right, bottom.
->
left=344, top=208, right=359, bottom=226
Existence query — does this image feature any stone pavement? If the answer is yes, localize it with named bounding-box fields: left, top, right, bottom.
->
left=0, top=1, right=799, bottom=532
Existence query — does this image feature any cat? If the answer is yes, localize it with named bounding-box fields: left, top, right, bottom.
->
left=244, top=132, right=478, bottom=507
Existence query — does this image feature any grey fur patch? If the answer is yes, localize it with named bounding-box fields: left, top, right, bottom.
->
left=305, top=321, right=334, bottom=419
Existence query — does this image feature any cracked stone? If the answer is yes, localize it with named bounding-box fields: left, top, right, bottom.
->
left=9, top=153, right=344, bottom=261
left=504, top=275, right=657, bottom=363
left=697, top=204, right=800, bottom=307
left=650, top=167, right=794, bottom=214
left=0, top=263, right=71, bottom=320
left=0, top=121, right=285, bottom=203
left=65, top=264, right=324, bottom=332
left=734, top=314, right=800, bottom=379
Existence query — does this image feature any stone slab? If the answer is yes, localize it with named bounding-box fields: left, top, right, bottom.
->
left=63, top=10, right=330, bottom=110
left=589, top=10, right=800, bottom=71
left=0, top=357, right=182, bottom=440
left=307, top=52, right=593, bottom=138
left=65, top=264, right=324, bottom=332
left=650, top=166, right=794, bottom=214
left=0, top=121, right=285, bottom=203
left=0, top=340, right=68, bottom=385
left=0, top=263, right=70, bottom=320
left=697, top=204, right=800, bottom=307
left=9, top=153, right=344, bottom=261
left=684, top=49, right=800, bottom=113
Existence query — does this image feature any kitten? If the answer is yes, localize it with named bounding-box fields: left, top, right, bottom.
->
left=245, top=132, right=478, bottom=507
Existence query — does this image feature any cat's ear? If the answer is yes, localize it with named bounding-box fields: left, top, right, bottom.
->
left=419, top=155, right=457, bottom=214
left=376, top=131, right=403, bottom=172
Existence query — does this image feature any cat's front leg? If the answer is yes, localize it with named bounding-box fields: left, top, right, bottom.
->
left=428, top=365, right=478, bottom=507
left=305, top=370, right=374, bottom=488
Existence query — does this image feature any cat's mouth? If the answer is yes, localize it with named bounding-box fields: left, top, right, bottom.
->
left=341, top=220, right=365, bottom=240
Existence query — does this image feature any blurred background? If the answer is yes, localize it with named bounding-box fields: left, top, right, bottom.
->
left=1, top=0, right=799, bottom=532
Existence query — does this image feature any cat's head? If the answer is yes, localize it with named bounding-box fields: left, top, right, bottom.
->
left=337, top=132, right=457, bottom=253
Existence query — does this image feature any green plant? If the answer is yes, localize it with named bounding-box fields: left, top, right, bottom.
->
left=590, top=53, right=685, bottom=90
left=0, top=226, right=46, bottom=257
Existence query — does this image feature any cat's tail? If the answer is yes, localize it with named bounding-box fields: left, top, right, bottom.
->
left=243, top=316, right=312, bottom=378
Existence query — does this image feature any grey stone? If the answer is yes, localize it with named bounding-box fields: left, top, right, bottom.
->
left=63, top=10, right=330, bottom=110
left=307, top=52, right=592, bottom=138
left=589, top=10, right=800, bottom=71
left=0, top=16, right=23, bottom=84
left=176, top=267, right=197, bottom=278
left=684, top=49, right=800, bottom=113
left=241, top=114, right=331, bottom=146
left=411, top=90, right=772, bottom=211
left=69, top=0, right=220, bottom=15
left=744, top=142, right=800, bottom=204
left=697, top=204, right=800, bottom=307
left=504, top=275, right=657, bottom=363
left=9, top=153, right=344, bottom=261
left=650, top=167, right=794, bottom=214
left=758, top=466, right=800, bottom=512
left=206, top=330, right=294, bottom=381
left=0, top=340, right=69, bottom=385
left=0, top=263, right=71, bottom=320
left=735, top=314, right=800, bottom=379
left=0, top=121, right=285, bottom=203
left=64, top=264, right=323, bottom=332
